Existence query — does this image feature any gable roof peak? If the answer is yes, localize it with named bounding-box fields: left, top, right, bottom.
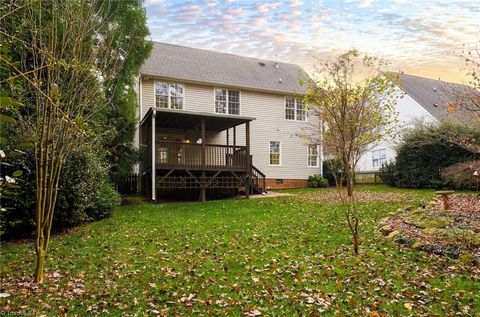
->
left=392, top=72, right=476, bottom=122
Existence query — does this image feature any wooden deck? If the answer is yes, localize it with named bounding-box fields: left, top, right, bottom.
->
left=139, top=108, right=265, bottom=202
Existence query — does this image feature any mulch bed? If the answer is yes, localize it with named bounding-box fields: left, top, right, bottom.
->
left=299, top=190, right=409, bottom=203
left=382, top=194, right=480, bottom=263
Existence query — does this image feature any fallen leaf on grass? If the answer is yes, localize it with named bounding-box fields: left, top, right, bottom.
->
left=245, top=309, right=262, bottom=316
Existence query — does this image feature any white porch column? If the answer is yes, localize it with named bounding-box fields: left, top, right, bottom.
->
left=151, top=110, right=156, bottom=203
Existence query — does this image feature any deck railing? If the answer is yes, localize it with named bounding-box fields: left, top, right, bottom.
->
left=154, top=140, right=249, bottom=171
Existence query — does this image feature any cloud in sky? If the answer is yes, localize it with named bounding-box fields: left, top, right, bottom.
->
left=145, top=0, right=479, bottom=83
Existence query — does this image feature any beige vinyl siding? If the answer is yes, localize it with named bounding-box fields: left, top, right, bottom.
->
left=220, top=90, right=320, bottom=180
left=140, top=77, right=321, bottom=180
left=141, top=78, right=214, bottom=118
left=141, top=79, right=154, bottom=118
left=185, top=84, right=213, bottom=113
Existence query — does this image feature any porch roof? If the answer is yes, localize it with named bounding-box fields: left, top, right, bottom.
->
left=140, top=107, right=255, bottom=132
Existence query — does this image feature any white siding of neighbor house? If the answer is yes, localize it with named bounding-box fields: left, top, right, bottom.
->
left=140, top=77, right=322, bottom=180
left=356, top=86, right=438, bottom=172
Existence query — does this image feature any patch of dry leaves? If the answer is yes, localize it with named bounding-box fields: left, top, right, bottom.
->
left=299, top=190, right=409, bottom=203
left=432, top=194, right=480, bottom=214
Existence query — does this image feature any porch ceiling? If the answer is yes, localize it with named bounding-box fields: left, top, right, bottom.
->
left=141, top=107, right=255, bottom=132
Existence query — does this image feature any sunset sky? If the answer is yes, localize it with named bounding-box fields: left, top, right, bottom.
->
left=145, top=0, right=479, bottom=83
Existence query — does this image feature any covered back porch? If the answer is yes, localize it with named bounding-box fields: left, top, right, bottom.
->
left=139, top=108, right=265, bottom=202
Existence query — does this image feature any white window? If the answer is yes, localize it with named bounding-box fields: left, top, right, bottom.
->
left=296, top=99, right=306, bottom=121
left=155, top=82, right=169, bottom=108
left=155, top=81, right=184, bottom=109
left=372, top=148, right=387, bottom=168
left=285, top=97, right=306, bottom=121
left=308, top=144, right=319, bottom=167
left=269, top=141, right=281, bottom=165
left=285, top=97, right=295, bottom=120
left=170, top=84, right=184, bottom=109
left=215, top=89, right=240, bottom=115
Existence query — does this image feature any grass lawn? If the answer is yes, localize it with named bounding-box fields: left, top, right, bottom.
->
left=1, top=186, right=479, bottom=316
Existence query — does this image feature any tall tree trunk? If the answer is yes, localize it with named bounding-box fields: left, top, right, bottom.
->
left=333, top=174, right=339, bottom=189
left=347, top=177, right=353, bottom=196
left=346, top=170, right=354, bottom=197
left=33, top=138, right=63, bottom=283
left=34, top=179, right=61, bottom=283
left=34, top=249, right=45, bottom=283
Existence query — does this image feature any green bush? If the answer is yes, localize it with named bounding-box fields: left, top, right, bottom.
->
left=87, top=179, right=120, bottom=219
left=378, top=161, right=399, bottom=186
left=1, top=141, right=119, bottom=239
left=308, top=174, right=329, bottom=188
left=393, top=122, right=479, bottom=188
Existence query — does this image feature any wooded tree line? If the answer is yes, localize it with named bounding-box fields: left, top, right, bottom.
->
left=0, top=0, right=151, bottom=282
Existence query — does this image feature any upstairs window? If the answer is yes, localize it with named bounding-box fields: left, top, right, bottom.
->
left=155, top=82, right=169, bottom=108
left=372, top=148, right=387, bottom=168
left=296, top=99, right=306, bottom=121
left=307, top=144, right=319, bottom=167
left=285, top=98, right=295, bottom=120
left=269, top=141, right=281, bottom=166
left=170, top=84, right=184, bottom=109
left=215, top=89, right=240, bottom=115
left=155, top=81, right=184, bottom=109
left=285, top=97, right=306, bottom=121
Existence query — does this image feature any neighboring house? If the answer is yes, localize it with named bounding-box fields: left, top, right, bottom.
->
left=135, top=42, right=321, bottom=202
left=356, top=72, right=475, bottom=172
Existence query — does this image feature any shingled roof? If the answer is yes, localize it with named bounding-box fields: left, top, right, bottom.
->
left=140, top=42, right=308, bottom=94
left=394, top=72, right=477, bottom=122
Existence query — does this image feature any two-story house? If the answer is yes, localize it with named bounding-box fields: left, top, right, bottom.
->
left=136, top=42, right=321, bottom=202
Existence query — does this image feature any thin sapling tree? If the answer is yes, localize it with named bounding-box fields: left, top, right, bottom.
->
left=304, top=49, right=401, bottom=254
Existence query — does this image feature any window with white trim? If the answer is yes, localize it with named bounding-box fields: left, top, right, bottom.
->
left=155, top=82, right=169, bottom=108
left=308, top=144, right=319, bottom=167
left=296, top=99, right=306, bottom=121
left=372, top=148, right=387, bottom=168
left=269, top=141, right=281, bottom=165
left=285, top=97, right=295, bottom=120
left=215, top=89, right=240, bottom=115
left=285, top=97, right=306, bottom=121
left=155, top=81, right=184, bottom=109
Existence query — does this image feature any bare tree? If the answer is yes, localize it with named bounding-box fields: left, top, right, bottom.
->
left=0, top=0, right=136, bottom=283
left=444, top=41, right=480, bottom=119
left=304, top=49, right=401, bottom=255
